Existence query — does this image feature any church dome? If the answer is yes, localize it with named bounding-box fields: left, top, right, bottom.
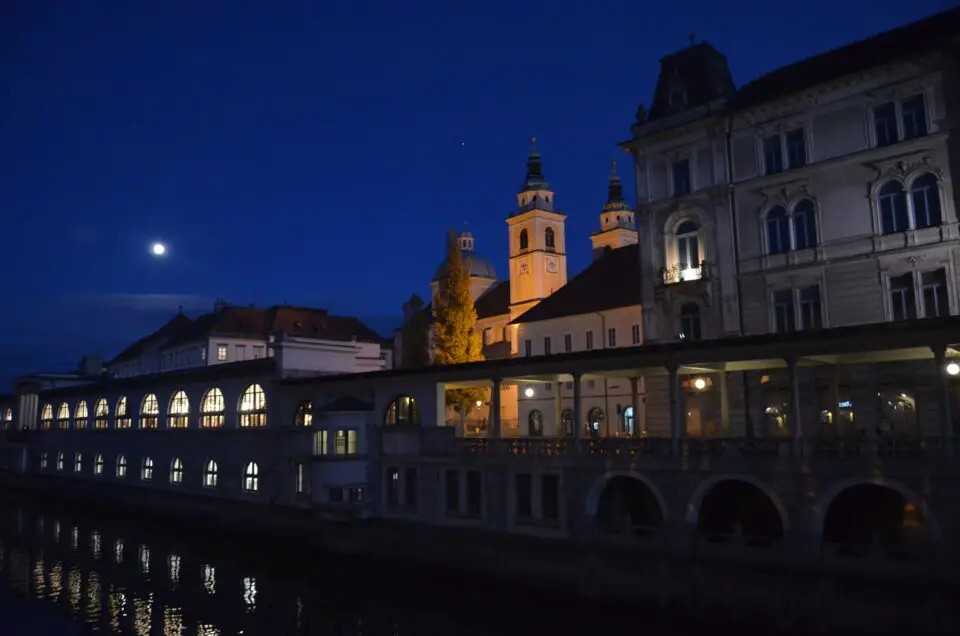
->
left=432, top=231, right=498, bottom=282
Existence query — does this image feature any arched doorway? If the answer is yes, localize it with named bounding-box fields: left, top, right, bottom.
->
left=560, top=408, right=574, bottom=437
left=587, top=407, right=604, bottom=438
left=595, top=476, right=665, bottom=537
left=622, top=406, right=634, bottom=434
left=821, top=483, right=932, bottom=559
left=694, top=478, right=785, bottom=545
left=528, top=410, right=543, bottom=437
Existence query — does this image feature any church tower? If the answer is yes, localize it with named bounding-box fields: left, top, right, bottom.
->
left=589, top=161, right=637, bottom=260
left=507, top=138, right=568, bottom=321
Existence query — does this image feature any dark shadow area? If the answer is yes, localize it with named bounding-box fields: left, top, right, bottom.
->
left=697, top=480, right=784, bottom=545
left=822, top=484, right=931, bottom=559
left=595, top=476, right=664, bottom=536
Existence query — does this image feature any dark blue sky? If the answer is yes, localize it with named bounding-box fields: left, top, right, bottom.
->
left=1, top=0, right=952, bottom=386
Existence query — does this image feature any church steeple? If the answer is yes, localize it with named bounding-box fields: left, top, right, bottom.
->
left=590, top=160, right=637, bottom=260
left=521, top=137, right=549, bottom=192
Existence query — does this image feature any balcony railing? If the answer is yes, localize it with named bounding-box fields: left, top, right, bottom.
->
left=660, top=261, right=716, bottom=285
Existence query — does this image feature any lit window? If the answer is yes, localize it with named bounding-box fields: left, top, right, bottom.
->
left=1, top=408, right=12, bottom=430
left=74, top=400, right=89, bottom=430
left=94, top=398, right=109, bottom=429
left=294, top=401, right=313, bottom=427
left=40, top=403, right=54, bottom=430
left=115, top=397, right=131, bottom=429
left=116, top=455, right=127, bottom=478
left=217, top=344, right=228, bottom=362
left=242, top=462, right=259, bottom=492
left=203, top=460, right=218, bottom=488
left=74, top=452, right=82, bottom=473
left=56, top=451, right=64, bottom=471
left=40, top=452, right=48, bottom=470
left=141, top=457, right=154, bottom=481
left=295, top=462, right=309, bottom=494
left=334, top=430, right=358, bottom=456
left=139, top=394, right=159, bottom=429
left=94, top=453, right=104, bottom=475
left=200, top=388, right=225, bottom=428
left=313, top=430, right=328, bottom=455
left=57, top=403, right=71, bottom=430
left=167, top=391, right=190, bottom=428
left=238, top=384, right=267, bottom=427
left=169, top=457, right=184, bottom=484
left=384, top=396, right=419, bottom=426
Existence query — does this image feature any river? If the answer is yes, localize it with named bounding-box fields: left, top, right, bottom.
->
left=0, top=492, right=708, bottom=635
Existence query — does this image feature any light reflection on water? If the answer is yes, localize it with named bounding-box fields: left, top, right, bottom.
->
left=0, top=499, right=607, bottom=636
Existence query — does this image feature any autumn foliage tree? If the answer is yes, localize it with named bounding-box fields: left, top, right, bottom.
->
left=432, top=230, right=485, bottom=414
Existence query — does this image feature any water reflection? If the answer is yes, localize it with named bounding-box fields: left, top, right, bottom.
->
left=3, top=497, right=620, bottom=635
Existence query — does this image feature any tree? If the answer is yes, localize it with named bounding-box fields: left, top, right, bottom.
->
left=432, top=230, right=485, bottom=415
left=399, top=293, right=430, bottom=369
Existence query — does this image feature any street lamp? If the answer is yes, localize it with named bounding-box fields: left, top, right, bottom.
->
left=524, top=387, right=535, bottom=398
left=693, top=377, right=706, bottom=390
left=946, top=362, right=959, bottom=376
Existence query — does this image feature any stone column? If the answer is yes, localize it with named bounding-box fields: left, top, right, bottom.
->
left=787, top=357, right=803, bottom=457
left=932, top=346, right=954, bottom=457
left=489, top=378, right=502, bottom=439
left=573, top=372, right=583, bottom=439
left=554, top=378, right=564, bottom=437
left=668, top=363, right=682, bottom=455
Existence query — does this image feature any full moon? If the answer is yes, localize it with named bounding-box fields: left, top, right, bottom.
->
left=151, top=242, right=166, bottom=256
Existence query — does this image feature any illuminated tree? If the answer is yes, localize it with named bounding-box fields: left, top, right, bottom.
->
left=432, top=230, right=485, bottom=414
left=399, top=293, right=430, bottom=369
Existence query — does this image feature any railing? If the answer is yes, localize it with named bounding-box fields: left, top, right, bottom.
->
left=660, top=261, right=716, bottom=285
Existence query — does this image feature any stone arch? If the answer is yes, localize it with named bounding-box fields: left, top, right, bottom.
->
left=584, top=471, right=668, bottom=528
left=812, top=477, right=942, bottom=551
left=686, top=474, right=790, bottom=541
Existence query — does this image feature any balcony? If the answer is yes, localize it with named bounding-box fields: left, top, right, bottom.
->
left=660, top=261, right=716, bottom=286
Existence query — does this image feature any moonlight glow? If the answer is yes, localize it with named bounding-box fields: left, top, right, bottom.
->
left=151, top=242, right=167, bottom=256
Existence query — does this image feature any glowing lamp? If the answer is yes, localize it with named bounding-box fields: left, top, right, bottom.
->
left=693, top=377, right=706, bottom=390
left=524, top=387, right=535, bottom=398
left=946, top=362, right=959, bottom=376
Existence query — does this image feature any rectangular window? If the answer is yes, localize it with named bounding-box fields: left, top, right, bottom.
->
left=543, top=336, right=551, bottom=355
left=444, top=469, right=460, bottom=514
left=541, top=474, right=560, bottom=522
left=785, top=128, right=806, bottom=169
left=334, top=430, right=357, bottom=456
left=631, top=324, right=641, bottom=345
left=253, top=345, right=265, bottom=359
left=890, top=273, right=916, bottom=321
left=921, top=269, right=948, bottom=318
left=563, top=333, right=572, bottom=352
left=585, top=330, right=594, bottom=351
left=671, top=159, right=691, bottom=197
left=901, top=94, right=927, bottom=140
left=515, top=473, right=533, bottom=519
left=874, top=102, right=898, bottom=146
left=216, top=344, right=228, bottom=362
left=773, top=289, right=796, bottom=333
left=386, top=467, right=400, bottom=506
left=404, top=468, right=418, bottom=509
left=295, top=462, right=308, bottom=494
left=200, top=346, right=207, bottom=361
left=798, top=286, right=822, bottom=331
left=763, top=135, right=783, bottom=174
left=524, top=339, right=532, bottom=357
left=466, top=470, right=482, bottom=517
left=607, top=327, right=617, bottom=347
left=313, top=430, right=328, bottom=455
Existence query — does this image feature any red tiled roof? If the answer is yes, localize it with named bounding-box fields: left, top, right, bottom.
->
left=736, top=9, right=960, bottom=111
left=110, top=313, right=194, bottom=363
left=510, top=244, right=641, bottom=325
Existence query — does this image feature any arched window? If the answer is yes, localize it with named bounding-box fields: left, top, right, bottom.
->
left=294, top=401, right=313, bottom=427
left=792, top=199, right=817, bottom=250
left=879, top=181, right=909, bottom=234
left=139, top=394, right=159, bottom=429
left=170, top=458, right=184, bottom=484
left=167, top=391, right=190, bottom=428
left=765, top=206, right=789, bottom=254
left=2, top=408, right=12, bottom=430
left=519, top=229, right=529, bottom=250
left=545, top=227, right=556, bottom=249
left=200, top=388, right=225, bottom=428
left=238, top=384, right=267, bottom=427
left=675, top=220, right=700, bottom=269
left=116, top=455, right=127, bottom=478
left=57, top=403, right=71, bottom=430
left=116, top=397, right=131, bottom=429
left=40, top=403, right=54, bottom=429
left=94, top=398, right=109, bottom=429
left=74, top=400, right=89, bottom=430
left=94, top=454, right=104, bottom=476
left=910, top=173, right=941, bottom=229
left=243, top=462, right=259, bottom=492
left=56, top=451, right=64, bottom=471
left=142, top=457, right=154, bottom=481
left=680, top=302, right=702, bottom=340
left=203, top=460, right=218, bottom=488
left=623, top=406, right=635, bottom=434
left=528, top=410, right=543, bottom=437
left=588, top=407, right=605, bottom=436
left=561, top=408, right=574, bottom=437
left=74, top=452, right=83, bottom=473
left=385, top=396, right=420, bottom=426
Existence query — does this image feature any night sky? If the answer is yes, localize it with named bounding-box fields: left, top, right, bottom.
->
left=1, top=0, right=952, bottom=387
